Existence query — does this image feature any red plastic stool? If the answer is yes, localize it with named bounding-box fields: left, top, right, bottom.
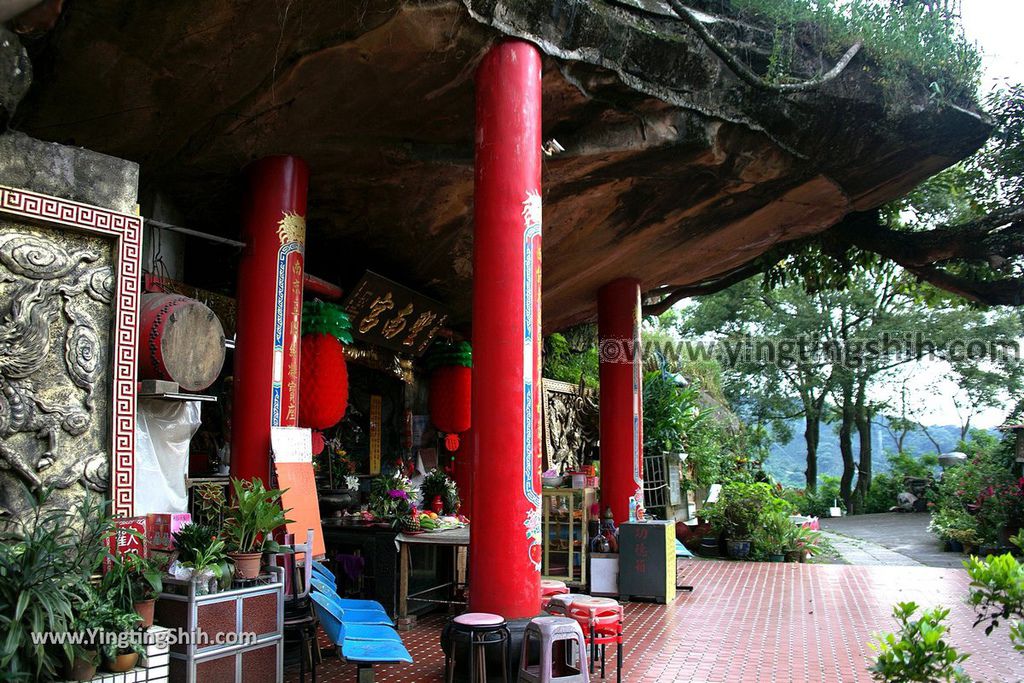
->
left=567, top=597, right=623, bottom=683
left=540, top=579, right=570, bottom=610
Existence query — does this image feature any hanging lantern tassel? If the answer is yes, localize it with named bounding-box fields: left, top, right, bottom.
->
left=426, top=341, right=472, bottom=455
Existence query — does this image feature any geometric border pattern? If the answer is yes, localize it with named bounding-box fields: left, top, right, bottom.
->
left=0, top=185, right=141, bottom=516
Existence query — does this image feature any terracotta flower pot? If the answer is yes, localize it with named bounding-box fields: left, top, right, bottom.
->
left=134, top=598, right=155, bottom=628
left=65, top=651, right=98, bottom=681
left=229, top=551, right=263, bottom=579
left=105, top=651, right=139, bottom=673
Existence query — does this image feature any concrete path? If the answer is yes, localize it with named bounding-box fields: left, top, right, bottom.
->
left=820, top=511, right=966, bottom=568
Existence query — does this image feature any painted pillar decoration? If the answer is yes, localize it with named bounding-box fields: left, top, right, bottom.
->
left=231, top=156, right=308, bottom=484
left=298, top=300, right=352, bottom=450
left=598, top=278, right=645, bottom=524
left=425, top=340, right=472, bottom=465
left=469, top=39, right=543, bottom=619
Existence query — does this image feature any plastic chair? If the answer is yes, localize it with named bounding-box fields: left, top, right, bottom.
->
left=309, top=576, right=388, bottom=613
left=310, top=581, right=394, bottom=626
left=445, top=612, right=510, bottom=683
left=312, top=559, right=337, bottom=583
left=310, top=592, right=413, bottom=673
left=517, top=616, right=590, bottom=683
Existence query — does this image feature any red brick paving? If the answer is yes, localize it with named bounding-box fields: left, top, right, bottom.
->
left=287, top=560, right=1024, bottom=682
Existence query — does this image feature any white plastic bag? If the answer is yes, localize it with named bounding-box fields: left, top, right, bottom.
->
left=134, top=398, right=202, bottom=514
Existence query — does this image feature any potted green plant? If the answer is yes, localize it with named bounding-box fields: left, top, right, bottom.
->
left=97, top=603, right=144, bottom=673
left=223, top=477, right=293, bottom=579
left=419, top=468, right=460, bottom=515
left=101, top=552, right=164, bottom=627
left=0, top=488, right=115, bottom=680
left=756, top=509, right=793, bottom=562
left=703, top=482, right=783, bottom=559
left=65, top=590, right=104, bottom=681
left=173, top=522, right=233, bottom=592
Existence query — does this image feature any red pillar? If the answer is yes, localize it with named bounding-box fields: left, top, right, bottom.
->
left=231, top=156, right=309, bottom=484
left=469, top=39, right=543, bottom=619
left=598, top=278, right=644, bottom=524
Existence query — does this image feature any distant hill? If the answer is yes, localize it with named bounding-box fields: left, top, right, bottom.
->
left=763, top=418, right=981, bottom=487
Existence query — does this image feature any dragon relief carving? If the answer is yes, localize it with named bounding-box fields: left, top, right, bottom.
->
left=0, top=228, right=112, bottom=516
left=542, top=378, right=599, bottom=474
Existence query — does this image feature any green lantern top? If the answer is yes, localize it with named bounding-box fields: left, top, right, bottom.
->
left=302, top=300, right=353, bottom=344
left=424, top=339, right=472, bottom=370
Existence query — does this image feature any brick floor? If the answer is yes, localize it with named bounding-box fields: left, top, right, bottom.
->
left=287, top=560, right=1024, bottom=682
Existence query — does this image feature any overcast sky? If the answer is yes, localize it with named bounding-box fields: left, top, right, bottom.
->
left=961, top=0, right=1024, bottom=91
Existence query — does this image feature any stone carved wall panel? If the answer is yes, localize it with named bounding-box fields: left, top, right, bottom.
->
left=0, top=186, right=140, bottom=519
left=541, top=378, right=599, bottom=475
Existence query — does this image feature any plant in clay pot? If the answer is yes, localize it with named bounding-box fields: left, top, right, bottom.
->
left=64, top=590, right=105, bottom=681
left=223, top=477, right=293, bottom=579
left=95, top=603, right=144, bottom=673
left=101, top=552, right=164, bottom=628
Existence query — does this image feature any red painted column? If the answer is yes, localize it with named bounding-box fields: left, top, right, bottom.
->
left=231, top=156, right=309, bottom=484
left=598, top=278, right=644, bottom=524
left=469, top=39, right=543, bottom=619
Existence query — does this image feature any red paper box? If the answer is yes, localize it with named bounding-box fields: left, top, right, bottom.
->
left=104, top=516, right=148, bottom=571
left=147, top=512, right=193, bottom=551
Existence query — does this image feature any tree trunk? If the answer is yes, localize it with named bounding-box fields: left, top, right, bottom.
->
left=853, top=380, right=872, bottom=513
left=804, top=407, right=820, bottom=493
left=838, top=378, right=856, bottom=513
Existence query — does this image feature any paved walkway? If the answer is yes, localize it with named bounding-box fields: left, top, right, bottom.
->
left=820, top=512, right=965, bottom=568
left=288, top=560, right=1023, bottom=682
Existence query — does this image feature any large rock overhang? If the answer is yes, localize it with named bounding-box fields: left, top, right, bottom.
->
left=11, top=0, right=991, bottom=332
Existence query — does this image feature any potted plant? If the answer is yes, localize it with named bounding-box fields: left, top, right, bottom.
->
left=703, top=482, right=782, bottom=559
left=97, top=603, right=144, bottom=673
left=64, top=590, right=104, bottom=681
left=173, top=522, right=233, bottom=592
left=419, top=468, right=460, bottom=515
left=223, top=477, right=293, bottom=579
left=101, top=552, right=164, bottom=627
left=756, top=509, right=792, bottom=562
left=0, top=488, right=115, bottom=680
left=794, top=526, right=822, bottom=562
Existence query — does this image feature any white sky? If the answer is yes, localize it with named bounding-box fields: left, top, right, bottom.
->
left=903, top=1, right=1024, bottom=429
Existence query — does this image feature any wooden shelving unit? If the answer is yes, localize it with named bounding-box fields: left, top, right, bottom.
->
left=541, top=487, right=595, bottom=587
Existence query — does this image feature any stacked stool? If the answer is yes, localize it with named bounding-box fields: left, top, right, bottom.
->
left=566, top=597, right=623, bottom=683
left=540, top=580, right=569, bottom=610
left=445, top=612, right=511, bottom=683
left=545, top=593, right=586, bottom=616
left=517, top=616, right=590, bottom=683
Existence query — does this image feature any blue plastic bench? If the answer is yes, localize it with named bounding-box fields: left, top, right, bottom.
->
left=310, top=576, right=390, bottom=617
left=311, top=592, right=412, bottom=681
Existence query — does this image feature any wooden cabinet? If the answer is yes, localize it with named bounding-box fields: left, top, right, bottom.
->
left=541, top=487, right=595, bottom=587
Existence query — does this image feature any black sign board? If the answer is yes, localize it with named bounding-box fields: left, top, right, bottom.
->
left=342, top=271, right=449, bottom=356
left=617, top=521, right=675, bottom=604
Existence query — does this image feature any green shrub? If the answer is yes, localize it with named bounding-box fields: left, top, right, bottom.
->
left=868, top=602, right=971, bottom=683
left=966, top=552, right=1024, bottom=653
left=703, top=481, right=792, bottom=540
left=781, top=476, right=845, bottom=518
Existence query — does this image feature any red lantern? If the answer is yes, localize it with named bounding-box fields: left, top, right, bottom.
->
left=429, top=365, right=471, bottom=450
left=298, top=333, right=349, bottom=430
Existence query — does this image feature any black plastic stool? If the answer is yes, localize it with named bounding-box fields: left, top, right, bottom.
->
left=445, top=612, right=510, bottom=683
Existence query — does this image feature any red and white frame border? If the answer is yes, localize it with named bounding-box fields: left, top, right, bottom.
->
left=0, top=185, right=141, bottom=517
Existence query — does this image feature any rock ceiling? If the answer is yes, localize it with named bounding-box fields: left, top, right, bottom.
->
left=14, top=0, right=991, bottom=331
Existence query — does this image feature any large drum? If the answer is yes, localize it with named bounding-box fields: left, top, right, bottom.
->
left=138, top=293, right=226, bottom=392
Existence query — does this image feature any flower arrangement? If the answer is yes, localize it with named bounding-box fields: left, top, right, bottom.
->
left=369, top=471, right=417, bottom=523
left=420, top=468, right=460, bottom=515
